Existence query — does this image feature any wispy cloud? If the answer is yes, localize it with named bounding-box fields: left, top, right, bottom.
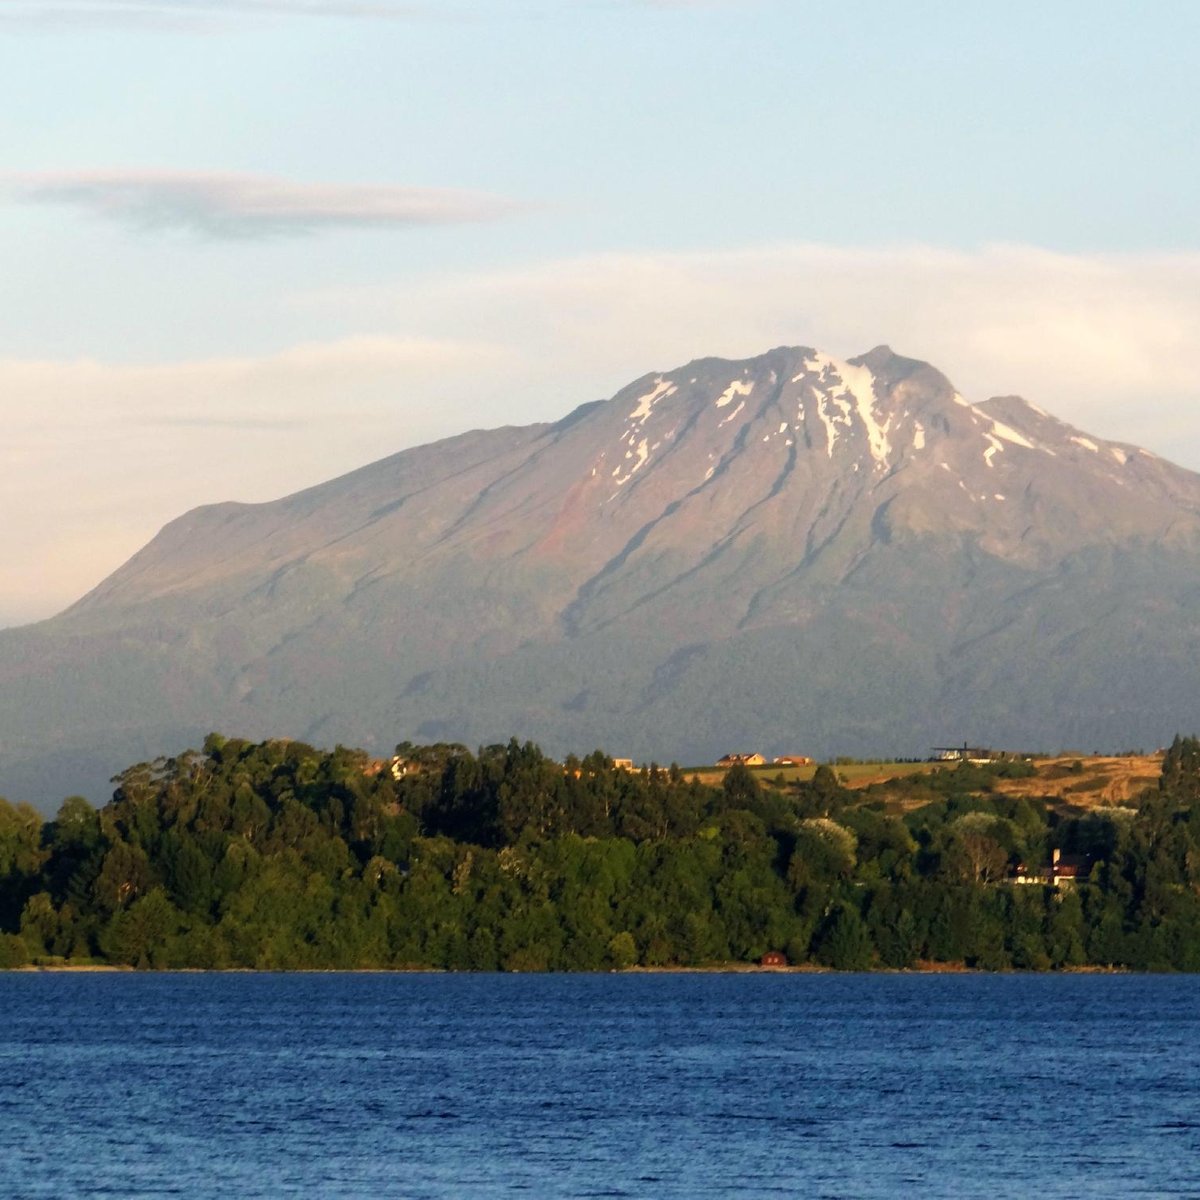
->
left=141, top=415, right=308, bottom=430
left=305, top=241, right=1200, bottom=459
left=0, top=0, right=750, bottom=30
left=0, top=0, right=441, bottom=29
left=0, top=0, right=751, bottom=30
left=3, top=171, right=524, bottom=238
left=627, top=0, right=759, bottom=7
left=600, top=0, right=764, bottom=10
left=0, top=334, right=515, bottom=625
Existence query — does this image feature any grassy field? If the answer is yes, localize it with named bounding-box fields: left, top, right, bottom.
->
left=686, top=760, right=938, bottom=788
left=686, top=754, right=1164, bottom=809
left=989, top=755, right=1162, bottom=809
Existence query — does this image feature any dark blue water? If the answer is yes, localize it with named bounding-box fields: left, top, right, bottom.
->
left=1, top=973, right=1198, bottom=1198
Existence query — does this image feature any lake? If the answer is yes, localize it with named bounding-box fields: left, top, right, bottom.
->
left=1, top=972, right=1197, bottom=1197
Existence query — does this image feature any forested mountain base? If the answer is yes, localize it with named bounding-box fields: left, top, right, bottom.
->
left=3, top=735, right=1200, bottom=972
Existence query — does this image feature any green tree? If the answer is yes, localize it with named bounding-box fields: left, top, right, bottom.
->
left=1161, top=735, right=1200, bottom=802
left=607, top=930, right=638, bottom=969
left=0, top=932, right=29, bottom=968
left=99, top=888, right=183, bottom=968
left=815, top=903, right=874, bottom=970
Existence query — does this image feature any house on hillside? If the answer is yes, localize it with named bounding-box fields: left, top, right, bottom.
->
left=389, top=755, right=417, bottom=780
left=774, top=755, right=813, bottom=766
left=566, top=757, right=635, bottom=778
left=932, top=744, right=1000, bottom=764
left=1049, top=849, right=1090, bottom=886
left=1011, top=848, right=1091, bottom=888
left=716, top=752, right=766, bottom=767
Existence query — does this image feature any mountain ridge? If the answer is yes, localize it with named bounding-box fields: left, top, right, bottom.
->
left=4, top=343, right=1200, bottom=808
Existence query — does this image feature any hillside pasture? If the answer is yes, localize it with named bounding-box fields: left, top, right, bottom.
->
left=687, top=754, right=1164, bottom=812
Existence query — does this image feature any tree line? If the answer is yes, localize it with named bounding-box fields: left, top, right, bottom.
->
left=2, top=733, right=1200, bottom=971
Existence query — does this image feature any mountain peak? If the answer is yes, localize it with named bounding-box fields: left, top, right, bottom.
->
left=851, top=343, right=898, bottom=366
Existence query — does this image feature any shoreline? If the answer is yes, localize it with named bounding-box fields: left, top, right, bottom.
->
left=7, top=961, right=1130, bottom=975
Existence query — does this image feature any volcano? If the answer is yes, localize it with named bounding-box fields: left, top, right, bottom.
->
left=4, top=344, right=1200, bottom=807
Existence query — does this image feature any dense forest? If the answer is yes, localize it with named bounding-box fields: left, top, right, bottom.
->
left=3, top=734, right=1200, bottom=972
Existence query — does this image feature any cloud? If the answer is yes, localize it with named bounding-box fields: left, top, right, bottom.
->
left=144, top=415, right=308, bottom=430
left=1, top=334, right=513, bottom=440
left=0, top=0, right=761, bottom=31
left=315, top=241, right=1200, bottom=460
left=0, top=335, right=515, bottom=626
left=0, top=0, right=440, bottom=29
left=3, top=171, right=525, bottom=237
left=626, top=0, right=759, bottom=6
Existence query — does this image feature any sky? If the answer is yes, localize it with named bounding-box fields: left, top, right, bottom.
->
left=1, top=0, right=1198, bottom=626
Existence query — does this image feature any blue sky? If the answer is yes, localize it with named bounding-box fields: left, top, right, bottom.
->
left=2, top=0, right=1198, bottom=624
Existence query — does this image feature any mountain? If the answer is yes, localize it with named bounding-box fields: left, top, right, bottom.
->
left=5, top=344, right=1200, bottom=808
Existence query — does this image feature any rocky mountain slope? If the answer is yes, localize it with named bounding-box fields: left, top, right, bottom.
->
left=5, top=344, right=1200, bottom=807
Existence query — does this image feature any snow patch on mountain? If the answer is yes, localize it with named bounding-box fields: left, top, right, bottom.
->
left=815, top=393, right=841, bottom=458
left=610, top=437, right=651, bottom=491
left=716, top=380, right=754, bottom=409
left=837, top=359, right=891, bottom=468
left=989, top=418, right=1035, bottom=450
left=719, top=400, right=745, bottom=428
left=813, top=384, right=855, bottom=459
left=803, top=353, right=892, bottom=468
left=628, top=378, right=675, bottom=424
